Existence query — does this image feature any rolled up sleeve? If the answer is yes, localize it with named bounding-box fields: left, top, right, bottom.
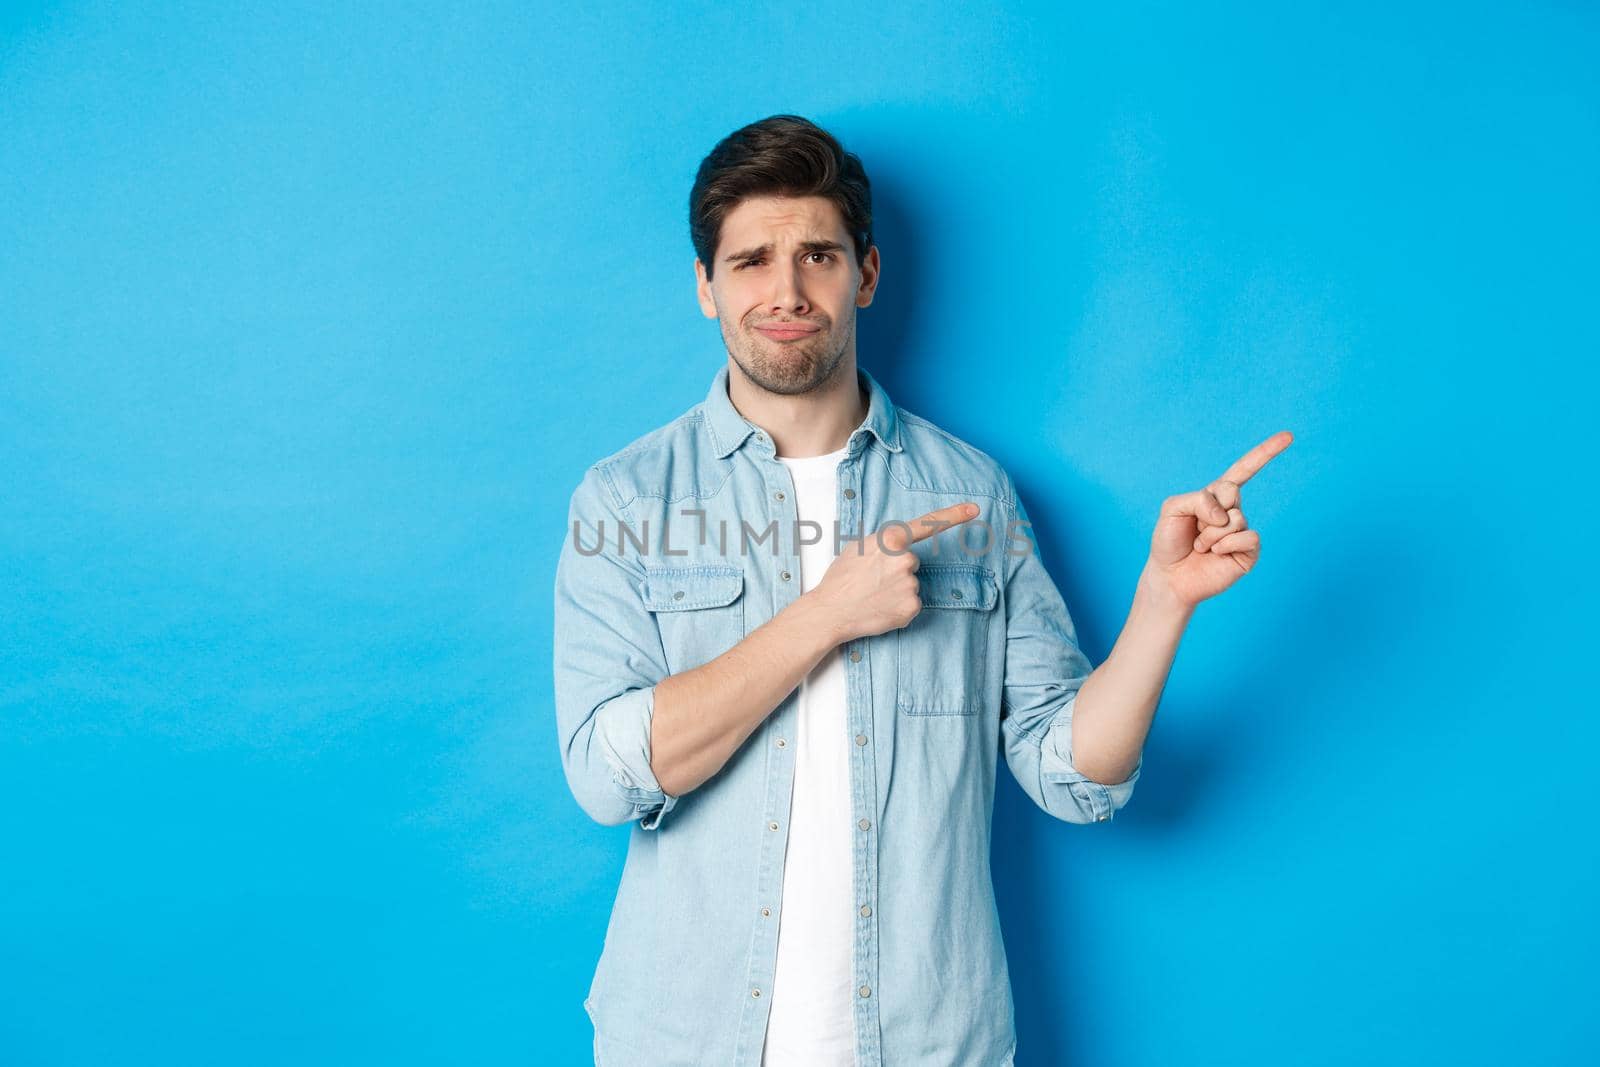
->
left=553, top=465, right=678, bottom=830
left=997, top=477, right=1142, bottom=825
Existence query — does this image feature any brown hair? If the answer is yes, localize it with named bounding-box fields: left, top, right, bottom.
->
left=689, top=114, right=873, bottom=282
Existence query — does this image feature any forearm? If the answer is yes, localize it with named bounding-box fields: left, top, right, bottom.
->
left=1070, top=559, right=1193, bottom=785
left=649, top=591, right=844, bottom=797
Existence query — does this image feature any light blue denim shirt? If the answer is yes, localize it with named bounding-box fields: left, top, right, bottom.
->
left=553, top=362, right=1143, bottom=1066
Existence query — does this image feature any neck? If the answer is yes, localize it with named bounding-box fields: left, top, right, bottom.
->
left=727, top=355, right=868, bottom=458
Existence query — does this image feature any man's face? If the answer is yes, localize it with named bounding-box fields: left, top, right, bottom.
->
left=695, top=194, right=880, bottom=396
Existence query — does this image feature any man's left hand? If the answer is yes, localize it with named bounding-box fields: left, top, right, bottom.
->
left=1146, top=430, right=1293, bottom=607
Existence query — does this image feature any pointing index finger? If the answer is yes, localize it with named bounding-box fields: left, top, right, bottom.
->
left=907, top=502, right=980, bottom=543
left=1218, top=430, right=1294, bottom=487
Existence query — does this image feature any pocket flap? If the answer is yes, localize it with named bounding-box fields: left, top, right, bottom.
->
left=916, top=562, right=997, bottom=611
left=642, top=564, right=745, bottom=611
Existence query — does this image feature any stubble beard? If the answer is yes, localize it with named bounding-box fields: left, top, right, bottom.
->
left=724, top=313, right=854, bottom=398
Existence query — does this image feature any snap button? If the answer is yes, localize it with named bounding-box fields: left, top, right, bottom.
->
left=752, top=987, right=762, bottom=998
left=1096, top=814, right=1110, bottom=822
left=952, top=589, right=963, bottom=599
left=768, top=820, right=779, bottom=831
left=761, top=907, right=771, bottom=917
left=858, top=985, right=871, bottom=998
left=859, top=904, right=871, bottom=917
left=774, top=490, right=785, bottom=501
left=673, top=590, right=685, bottom=600
left=776, top=737, right=787, bottom=748
left=843, top=488, right=856, bottom=499
left=857, top=817, right=871, bottom=831
left=849, top=649, right=861, bottom=662
left=855, top=734, right=867, bottom=746
left=780, top=569, right=791, bottom=581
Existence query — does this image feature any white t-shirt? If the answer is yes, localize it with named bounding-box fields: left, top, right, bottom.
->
left=761, top=444, right=856, bottom=1067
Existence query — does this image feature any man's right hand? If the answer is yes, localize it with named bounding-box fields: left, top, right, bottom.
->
left=808, top=501, right=982, bottom=645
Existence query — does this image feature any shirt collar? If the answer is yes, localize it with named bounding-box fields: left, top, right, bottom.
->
left=702, top=361, right=904, bottom=460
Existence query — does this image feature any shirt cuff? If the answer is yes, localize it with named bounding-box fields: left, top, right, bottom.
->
left=591, top=684, right=679, bottom=830
left=1041, top=710, right=1142, bottom=823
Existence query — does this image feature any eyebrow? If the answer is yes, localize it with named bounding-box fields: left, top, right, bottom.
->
left=722, top=239, right=847, bottom=263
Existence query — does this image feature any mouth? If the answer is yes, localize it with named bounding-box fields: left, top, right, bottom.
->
left=755, top=323, right=821, bottom=342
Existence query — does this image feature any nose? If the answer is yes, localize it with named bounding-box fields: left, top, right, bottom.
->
left=768, top=259, right=811, bottom=315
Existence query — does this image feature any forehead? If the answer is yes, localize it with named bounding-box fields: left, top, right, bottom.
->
left=718, top=195, right=849, bottom=249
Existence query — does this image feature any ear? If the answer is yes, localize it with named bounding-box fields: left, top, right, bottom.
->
left=855, top=245, right=881, bottom=309
left=695, top=258, right=718, bottom=319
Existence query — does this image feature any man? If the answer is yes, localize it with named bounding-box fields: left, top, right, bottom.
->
left=553, top=114, right=1291, bottom=1067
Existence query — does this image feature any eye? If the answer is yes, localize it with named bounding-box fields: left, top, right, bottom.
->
left=734, top=252, right=833, bottom=270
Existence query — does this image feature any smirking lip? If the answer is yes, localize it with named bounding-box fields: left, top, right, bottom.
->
left=756, top=324, right=820, bottom=341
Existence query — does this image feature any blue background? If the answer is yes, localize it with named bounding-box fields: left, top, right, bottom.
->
left=3, top=2, right=1595, bottom=1063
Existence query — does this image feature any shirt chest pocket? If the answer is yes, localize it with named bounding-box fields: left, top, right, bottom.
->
left=895, top=561, right=999, bottom=716
left=642, top=564, right=746, bottom=676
